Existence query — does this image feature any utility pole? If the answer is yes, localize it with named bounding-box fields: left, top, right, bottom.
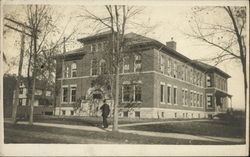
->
left=12, top=27, right=25, bottom=124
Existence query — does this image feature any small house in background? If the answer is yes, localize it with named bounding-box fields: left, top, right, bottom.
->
left=54, top=31, right=232, bottom=119
left=3, top=74, right=54, bottom=118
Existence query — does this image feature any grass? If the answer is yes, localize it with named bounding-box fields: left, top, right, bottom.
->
left=25, top=115, right=170, bottom=127
left=123, top=119, right=245, bottom=138
left=4, top=123, right=235, bottom=145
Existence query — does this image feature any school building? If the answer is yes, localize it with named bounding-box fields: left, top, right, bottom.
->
left=54, top=31, right=232, bottom=119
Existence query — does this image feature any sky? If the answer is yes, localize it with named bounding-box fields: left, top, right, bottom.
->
left=2, top=1, right=248, bottom=109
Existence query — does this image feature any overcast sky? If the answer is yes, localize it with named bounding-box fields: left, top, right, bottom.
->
left=2, top=1, right=248, bottom=109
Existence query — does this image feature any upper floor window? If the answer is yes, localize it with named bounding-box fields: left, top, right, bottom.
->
left=193, top=70, right=196, bottom=85
left=100, top=59, right=107, bottom=74
left=190, top=68, right=193, bottom=84
left=71, top=63, right=77, bottom=77
left=173, top=61, right=177, bottom=78
left=206, top=74, right=211, bottom=87
left=134, top=54, right=142, bottom=72
left=63, top=65, right=69, bottom=78
left=160, top=55, right=164, bottom=73
left=123, top=56, right=130, bottom=73
left=92, top=44, right=97, bottom=52
left=91, top=59, right=98, bottom=76
left=167, top=58, right=171, bottom=76
left=182, top=89, right=185, bottom=105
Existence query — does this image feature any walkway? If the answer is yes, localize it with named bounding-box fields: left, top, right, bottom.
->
left=4, top=120, right=244, bottom=143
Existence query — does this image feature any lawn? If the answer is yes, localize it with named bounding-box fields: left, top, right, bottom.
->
left=4, top=123, right=234, bottom=145
left=28, top=115, right=169, bottom=127
left=122, top=119, right=245, bottom=138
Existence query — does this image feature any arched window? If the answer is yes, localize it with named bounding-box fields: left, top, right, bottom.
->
left=100, top=59, right=107, bottom=74
left=71, top=63, right=77, bottom=77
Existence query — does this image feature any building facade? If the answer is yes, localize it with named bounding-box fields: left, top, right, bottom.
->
left=55, top=31, right=232, bottom=119
left=13, top=78, right=54, bottom=116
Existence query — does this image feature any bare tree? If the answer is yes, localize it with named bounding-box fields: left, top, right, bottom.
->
left=24, top=5, right=76, bottom=124
left=78, top=5, right=145, bottom=131
left=186, top=6, right=247, bottom=111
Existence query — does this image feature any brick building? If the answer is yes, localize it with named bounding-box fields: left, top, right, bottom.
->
left=54, top=31, right=232, bottom=118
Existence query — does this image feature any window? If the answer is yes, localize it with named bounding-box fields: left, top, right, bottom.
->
left=174, top=113, right=177, bottom=118
left=193, top=92, right=196, bottom=106
left=173, top=87, right=177, bottom=105
left=197, top=93, right=200, bottom=107
left=98, top=43, right=102, bottom=51
left=92, top=44, right=97, bottom=52
left=185, top=90, right=188, bottom=106
left=71, top=110, right=74, bottom=116
left=71, top=63, right=77, bottom=77
left=190, top=91, right=193, bottom=106
left=91, top=59, right=98, bottom=76
left=70, top=86, right=77, bottom=102
left=123, top=84, right=131, bottom=102
left=19, top=88, right=23, bottom=94
left=173, top=61, right=177, bottom=78
left=206, top=74, right=211, bottom=87
left=123, top=56, right=130, bottom=73
left=19, top=99, right=22, bottom=106
left=181, top=65, right=185, bottom=80
left=182, top=89, right=185, bottom=105
left=134, top=54, right=142, bottom=72
left=167, top=85, right=171, bottom=104
left=200, top=94, right=203, bottom=107
left=160, top=55, right=164, bottom=73
left=135, top=111, right=140, bottom=118
left=207, top=94, right=212, bottom=107
left=134, top=84, right=142, bottom=102
left=62, top=110, right=66, bottom=115
left=160, top=84, right=165, bottom=103
left=46, top=91, right=51, bottom=97
left=62, top=87, right=68, bottom=102
left=167, top=58, right=171, bottom=75
left=35, top=89, right=42, bottom=95
left=190, top=68, right=193, bottom=83
left=100, top=60, right=107, bottom=74
left=196, top=72, right=200, bottom=85
left=64, top=66, right=69, bottom=78
left=193, top=70, right=196, bottom=85
left=123, top=111, right=128, bottom=117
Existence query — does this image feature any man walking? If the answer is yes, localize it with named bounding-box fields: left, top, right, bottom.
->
left=100, top=99, right=110, bottom=128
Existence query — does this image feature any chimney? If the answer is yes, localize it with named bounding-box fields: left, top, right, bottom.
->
left=166, top=37, right=176, bottom=50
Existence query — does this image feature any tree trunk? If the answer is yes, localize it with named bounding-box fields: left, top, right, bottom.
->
left=113, top=67, right=119, bottom=131
left=29, top=30, right=37, bottom=125
left=12, top=29, right=25, bottom=124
